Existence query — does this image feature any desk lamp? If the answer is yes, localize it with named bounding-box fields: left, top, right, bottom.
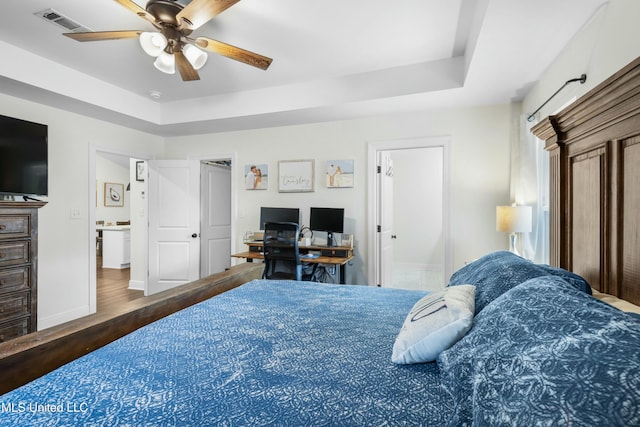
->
left=496, top=205, right=532, bottom=256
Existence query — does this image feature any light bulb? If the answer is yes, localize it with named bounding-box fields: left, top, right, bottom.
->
left=183, top=44, right=208, bottom=70
left=153, top=51, right=175, bottom=74
left=139, top=32, right=167, bottom=57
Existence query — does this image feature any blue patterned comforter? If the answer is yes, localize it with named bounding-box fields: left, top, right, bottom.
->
left=3, top=252, right=639, bottom=426
left=0, top=280, right=451, bottom=426
left=448, top=250, right=591, bottom=314
left=438, top=275, right=640, bottom=426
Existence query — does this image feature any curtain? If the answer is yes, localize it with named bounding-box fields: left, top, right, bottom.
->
left=510, top=115, right=549, bottom=263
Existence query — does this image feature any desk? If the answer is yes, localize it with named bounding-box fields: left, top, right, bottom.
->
left=232, top=242, right=354, bottom=284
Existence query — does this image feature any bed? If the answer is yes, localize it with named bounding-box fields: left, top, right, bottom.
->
left=1, top=250, right=640, bottom=426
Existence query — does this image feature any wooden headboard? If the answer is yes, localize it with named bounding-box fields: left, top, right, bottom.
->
left=532, top=56, right=640, bottom=306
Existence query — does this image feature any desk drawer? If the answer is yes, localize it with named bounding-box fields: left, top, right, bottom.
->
left=0, top=317, right=30, bottom=343
left=0, top=291, right=31, bottom=319
left=0, top=241, right=30, bottom=267
left=0, top=267, right=30, bottom=296
left=0, top=215, right=31, bottom=240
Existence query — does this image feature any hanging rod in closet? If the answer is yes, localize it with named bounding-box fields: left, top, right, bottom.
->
left=527, top=74, right=587, bottom=122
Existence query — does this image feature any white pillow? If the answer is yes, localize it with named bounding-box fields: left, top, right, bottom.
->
left=392, top=285, right=475, bottom=364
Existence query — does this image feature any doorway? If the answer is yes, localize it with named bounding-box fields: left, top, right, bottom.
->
left=200, top=160, right=232, bottom=278
left=90, top=150, right=236, bottom=308
left=368, top=137, right=452, bottom=291
left=93, top=150, right=145, bottom=313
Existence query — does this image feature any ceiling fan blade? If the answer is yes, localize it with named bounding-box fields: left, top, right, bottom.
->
left=195, top=37, right=272, bottom=70
left=113, top=0, right=157, bottom=25
left=63, top=30, right=142, bottom=42
left=175, top=50, right=200, bottom=81
left=177, top=0, right=240, bottom=31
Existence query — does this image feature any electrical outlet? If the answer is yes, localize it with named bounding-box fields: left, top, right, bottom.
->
left=70, top=208, right=81, bottom=219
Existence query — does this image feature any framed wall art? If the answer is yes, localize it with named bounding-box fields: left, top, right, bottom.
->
left=104, top=182, right=124, bottom=207
left=326, top=159, right=354, bottom=188
left=136, top=161, right=145, bottom=182
left=244, top=163, right=268, bottom=190
left=278, top=159, right=314, bottom=192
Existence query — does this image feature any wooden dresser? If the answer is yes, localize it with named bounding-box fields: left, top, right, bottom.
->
left=0, top=201, right=46, bottom=342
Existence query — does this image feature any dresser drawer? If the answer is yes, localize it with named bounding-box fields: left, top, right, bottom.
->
left=0, top=267, right=30, bottom=296
left=0, top=215, right=31, bottom=240
left=0, top=292, right=31, bottom=319
left=0, top=241, right=30, bottom=267
left=0, top=317, right=30, bottom=343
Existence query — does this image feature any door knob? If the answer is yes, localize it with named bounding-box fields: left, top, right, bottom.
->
left=191, top=233, right=198, bottom=238
left=391, top=235, right=397, bottom=239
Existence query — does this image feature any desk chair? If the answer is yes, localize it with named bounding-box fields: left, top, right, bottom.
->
left=263, top=222, right=316, bottom=281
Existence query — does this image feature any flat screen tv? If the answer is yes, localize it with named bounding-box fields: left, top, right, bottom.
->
left=259, top=207, right=300, bottom=230
left=0, top=115, right=48, bottom=197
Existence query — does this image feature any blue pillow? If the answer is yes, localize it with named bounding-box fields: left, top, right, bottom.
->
left=437, top=276, right=640, bottom=426
left=448, top=251, right=590, bottom=314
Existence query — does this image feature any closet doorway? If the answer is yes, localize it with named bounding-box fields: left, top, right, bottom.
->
left=368, top=137, right=452, bottom=291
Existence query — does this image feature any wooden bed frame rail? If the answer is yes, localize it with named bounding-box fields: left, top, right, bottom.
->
left=0, top=263, right=263, bottom=395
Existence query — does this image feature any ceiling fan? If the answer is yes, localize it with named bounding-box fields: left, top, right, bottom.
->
left=63, top=0, right=272, bottom=81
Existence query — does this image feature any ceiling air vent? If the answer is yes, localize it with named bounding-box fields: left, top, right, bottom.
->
left=34, top=8, right=92, bottom=33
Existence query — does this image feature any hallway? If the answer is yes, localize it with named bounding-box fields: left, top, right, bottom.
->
left=97, top=257, right=144, bottom=312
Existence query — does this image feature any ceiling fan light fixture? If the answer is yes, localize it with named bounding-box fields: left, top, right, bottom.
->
left=183, top=44, right=208, bottom=70
left=139, top=31, right=167, bottom=57
left=153, top=51, right=175, bottom=74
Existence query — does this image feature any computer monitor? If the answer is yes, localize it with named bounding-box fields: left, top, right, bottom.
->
left=309, top=207, right=344, bottom=247
left=259, top=207, right=300, bottom=230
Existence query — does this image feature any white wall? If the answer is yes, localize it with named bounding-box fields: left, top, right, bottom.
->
left=128, top=158, right=147, bottom=291
left=0, top=93, right=164, bottom=329
left=164, top=104, right=514, bottom=284
left=523, top=0, right=640, bottom=120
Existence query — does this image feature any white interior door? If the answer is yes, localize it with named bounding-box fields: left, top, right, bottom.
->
left=388, top=147, right=445, bottom=291
left=147, top=160, right=201, bottom=296
left=378, top=151, right=394, bottom=287
left=200, top=162, right=231, bottom=277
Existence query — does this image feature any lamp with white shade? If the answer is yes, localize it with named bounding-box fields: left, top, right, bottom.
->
left=496, top=205, right=532, bottom=256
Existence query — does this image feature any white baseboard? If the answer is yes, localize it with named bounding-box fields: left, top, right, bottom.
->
left=38, top=305, right=92, bottom=331
left=129, top=280, right=144, bottom=291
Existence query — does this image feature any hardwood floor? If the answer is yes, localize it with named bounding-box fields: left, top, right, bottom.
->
left=96, top=257, right=144, bottom=311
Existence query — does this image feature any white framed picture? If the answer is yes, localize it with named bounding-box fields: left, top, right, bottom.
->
left=326, top=159, right=354, bottom=188
left=278, top=159, right=314, bottom=192
left=104, top=182, right=124, bottom=207
left=244, top=164, right=268, bottom=190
